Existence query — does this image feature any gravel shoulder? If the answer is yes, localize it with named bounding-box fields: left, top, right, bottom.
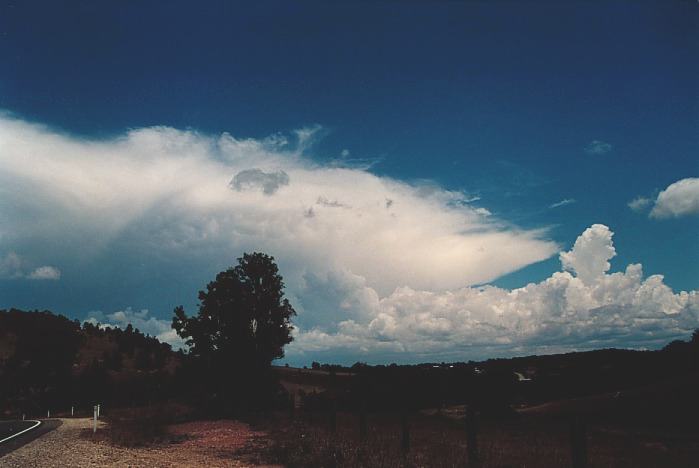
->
left=0, top=418, right=278, bottom=467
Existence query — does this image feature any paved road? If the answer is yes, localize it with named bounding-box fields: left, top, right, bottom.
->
left=0, top=420, right=35, bottom=441
left=0, top=419, right=61, bottom=458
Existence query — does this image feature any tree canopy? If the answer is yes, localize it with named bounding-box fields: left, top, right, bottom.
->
left=172, top=252, right=296, bottom=370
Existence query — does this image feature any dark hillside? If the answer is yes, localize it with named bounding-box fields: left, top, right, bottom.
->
left=275, top=336, right=699, bottom=424
left=0, top=308, right=180, bottom=417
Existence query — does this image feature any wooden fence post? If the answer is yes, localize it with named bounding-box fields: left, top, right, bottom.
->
left=330, top=399, right=337, bottom=433
left=570, top=416, right=588, bottom=468
left=401, top=410, right=410, bottom=454
left=359, top=399, right=368, bottom=441
left=289, top=391, right=295, bottom=420
left=466, top=405, right=479, bottom=465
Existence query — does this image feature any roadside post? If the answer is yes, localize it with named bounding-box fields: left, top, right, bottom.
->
left=93, top=405, right=97, bottom=433
left=97, top=404, right=100, bottom=419
left=466, top=405, right=479, bottom=466
left=289, top=391, right=295, bottom=419
left=570, top=416, right=588, bottom=468
left=47, top=410, right=50, bottom=419
left=330, top=399, right=337, bottom=433
left=71, top=406, right=74, bottom=417
left=359, top=399, right=367, bottom=441
left=401, top=410, right=410, bottom=454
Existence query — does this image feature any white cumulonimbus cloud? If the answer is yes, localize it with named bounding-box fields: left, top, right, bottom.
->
left=288, top=224, right=698, bottom=363
left=1, top=114, right=696, bottom=361
left=559, top=224, right=615, bottom=285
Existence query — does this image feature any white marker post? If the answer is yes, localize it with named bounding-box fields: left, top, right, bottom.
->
left=93, top=406, right=97, bottom=433
left=47, top=410, right=50, bottom=419
left=71, top=406, right=74, bottom=417
left=97, top=404, right=100, bottom=419
left=22, top=414, right=25, bottom=421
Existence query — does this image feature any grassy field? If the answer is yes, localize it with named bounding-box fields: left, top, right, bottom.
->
left=250, top=367, right=699, bottom=467
left=245, top=407, right=699, bottom=467
left=72, top=372, right=699, bottom=467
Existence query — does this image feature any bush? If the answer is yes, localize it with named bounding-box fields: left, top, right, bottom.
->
left=103, top=402, right=193, bottom=447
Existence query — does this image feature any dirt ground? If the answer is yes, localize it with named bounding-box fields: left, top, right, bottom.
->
left=0, top=418, right=280, bottom=467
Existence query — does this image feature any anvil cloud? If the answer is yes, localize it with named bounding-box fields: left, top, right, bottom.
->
left=0, top=114, right=555, bottom=296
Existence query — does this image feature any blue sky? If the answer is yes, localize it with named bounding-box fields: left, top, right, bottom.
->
left=0, top=1, right=697, bottom=364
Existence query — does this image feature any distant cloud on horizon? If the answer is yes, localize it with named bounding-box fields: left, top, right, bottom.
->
left=85, top=308, right=184, bottom=349
left=0, top=252, right=61, bottom=281
left=288, top=224, right=698, bottom=363
left=91, top=224, right=699, bottom=362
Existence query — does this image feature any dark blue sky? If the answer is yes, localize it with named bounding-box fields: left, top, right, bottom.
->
left=0, top=1, right=697, bottom=362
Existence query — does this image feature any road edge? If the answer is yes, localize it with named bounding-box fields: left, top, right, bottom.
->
left=0, top=420, right=42, bottom=444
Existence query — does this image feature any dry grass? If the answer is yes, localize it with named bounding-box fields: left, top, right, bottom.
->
left=96, top=402, right=195, bottom=447
left=248, top=409, right=699, bottom=468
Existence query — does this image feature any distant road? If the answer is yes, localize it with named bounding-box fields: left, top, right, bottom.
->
left=0, top=419, right=61, bottom=458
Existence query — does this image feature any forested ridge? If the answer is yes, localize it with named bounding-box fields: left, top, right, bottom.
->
left=0, top=308, right=179, bottom=417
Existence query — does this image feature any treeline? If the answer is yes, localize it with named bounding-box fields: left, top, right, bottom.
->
left=0, top=308, right=179, bottom=417
left=2, top=306, right=698, bottom=422
left=299, top=331, right=699, bottom=421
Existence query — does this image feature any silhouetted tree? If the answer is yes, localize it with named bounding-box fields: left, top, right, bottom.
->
left=171, top=252, right=296, bottom=409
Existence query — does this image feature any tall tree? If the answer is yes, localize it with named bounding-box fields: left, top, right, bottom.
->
left=172, top=252, right=296, bottom=382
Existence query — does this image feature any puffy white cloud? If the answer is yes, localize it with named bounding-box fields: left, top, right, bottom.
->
left=0, top=252, right=23, bottom=279
left=584, top=140, right=612, bottom=155
left=559, top=224, right=615, bottom=285
left=628, top=196, right=652, bottom=213
left=650, top=177, right=699, bottom=219
left=0, top=252, right=60, bottom=280
left=27, top=266, right=61, bottom=280
left=287, top=224, right=698, bottom=363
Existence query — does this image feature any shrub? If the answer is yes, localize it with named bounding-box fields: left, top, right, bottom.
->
left=103, top=402, right=193, bottom=447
